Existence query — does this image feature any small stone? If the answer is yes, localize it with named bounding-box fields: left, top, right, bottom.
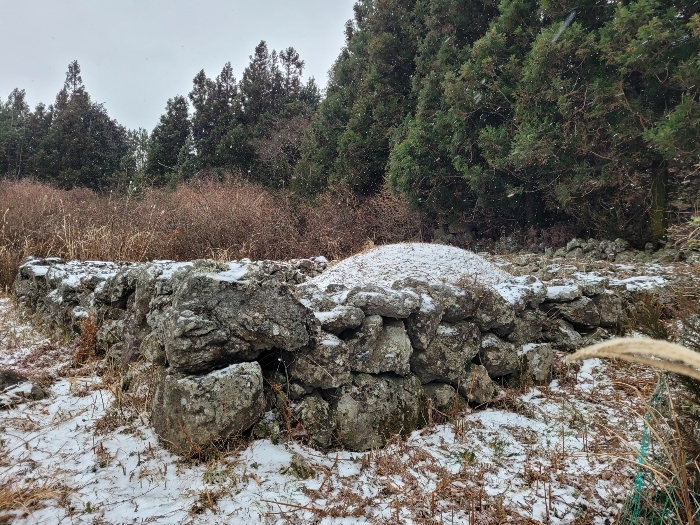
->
left=518, top=343, right=553, bottom=384
left=478, top=333, right=520, bottom=378
left=458, top=364, right=497, bottom=405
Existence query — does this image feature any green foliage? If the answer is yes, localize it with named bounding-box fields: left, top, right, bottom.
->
left=146, top=96, right=192, bottom=185
left=13, top=61, right=129, bottom=190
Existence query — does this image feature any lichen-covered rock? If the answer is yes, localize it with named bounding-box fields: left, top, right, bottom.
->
left=518, top=343, right=554, bottom=384
left=543, top=319, right=583, bottom=350
left=139, top=331, right=166, bottom=365
left=292, top=395, right=336, bottom=448
left=405, top=294, right=444, bottom=351
left=352, top=319, right=412, bottom=376
left=333, top=373, right=425, bottom=451
left=546, top=297, right=601, bottom=329
left=151, top=362, right=265, bottom=453
left=429, top=284, right=480, bottom=323
left=345, top=285, right=420, bottom=318
left=424, top=383, right=462, bottom=414
left=96, top=320, right=123, bottom=355
left=287, top=334, right=352, bottom=389
left=154, top=261, right=317, bottom=374
left=344, top=315, right=383, bottom=368
left=458, top=364, right=497, bottom=404
left=409, top=322, right=480, bottom=384
left=314, top=305, right=365, bottom=334
left=478, top=333, right=520, bottom=378
left=474, top=291, right=515, bottom=337
left=507, top=309, right=546, bottom=346
left=545, top=285, right=582, bottom=303
left=575, top=275, right=609, bottom=296
left=593, top=292, right=624, bottom=328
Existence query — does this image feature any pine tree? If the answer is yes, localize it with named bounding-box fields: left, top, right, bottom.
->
left=146, top=96, right=191, bottom=184
left=30, top=61, right=127, bottom=189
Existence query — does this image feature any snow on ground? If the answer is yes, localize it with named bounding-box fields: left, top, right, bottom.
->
left=0, top=296, right=651, bottom=524
left=310, top=243, right=512, bottom=289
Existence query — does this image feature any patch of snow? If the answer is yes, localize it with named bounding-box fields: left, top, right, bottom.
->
left=311, top=243, right=511, bottom=290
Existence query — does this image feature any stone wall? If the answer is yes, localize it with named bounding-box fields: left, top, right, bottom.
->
left=14, top=249, right=655, bottom=454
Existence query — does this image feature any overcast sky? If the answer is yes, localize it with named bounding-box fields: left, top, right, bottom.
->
left=0, top=0, right=355, bottom=131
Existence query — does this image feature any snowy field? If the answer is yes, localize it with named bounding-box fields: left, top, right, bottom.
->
left=0, top=294, right=653, bottom=524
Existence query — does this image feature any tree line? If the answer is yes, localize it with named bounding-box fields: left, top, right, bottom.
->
left=2, top=1, right=699, bottom=242
left=0, top=41, right=319, bottom=192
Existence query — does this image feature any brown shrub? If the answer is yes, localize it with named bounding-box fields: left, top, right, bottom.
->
left=0, top=178, right=427, bottom=289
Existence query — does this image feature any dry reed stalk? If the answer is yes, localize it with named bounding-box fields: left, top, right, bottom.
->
left=566, top=338, right=700, bottom=381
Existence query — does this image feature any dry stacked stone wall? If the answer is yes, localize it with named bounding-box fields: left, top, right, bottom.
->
left=14, top=252, right=653, bottom=454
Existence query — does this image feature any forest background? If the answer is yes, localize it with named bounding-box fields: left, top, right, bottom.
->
left=2, top=0, right=700, bottom=249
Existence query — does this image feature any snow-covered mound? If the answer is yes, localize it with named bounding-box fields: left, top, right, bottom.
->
left=310, top=243, right=512, bottom=289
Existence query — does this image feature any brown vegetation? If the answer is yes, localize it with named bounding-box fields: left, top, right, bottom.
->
left=0, top=178, right=426, bottom=289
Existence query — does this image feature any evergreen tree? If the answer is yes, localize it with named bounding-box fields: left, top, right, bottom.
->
left=146, top=96, right=191, bottom=184
left=0, top=88, right=31, bottom=178
left=30, top=61, right=127, bottom=189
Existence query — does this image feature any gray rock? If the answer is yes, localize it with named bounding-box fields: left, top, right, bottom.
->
left=593, top=292, right=624, bottom=328
left=474, top=291, right=515, bottom=337
left=353, top=319, right=413, bottom=376
left=0, top=370, right=29, bottom=391
left=333, top=374, right=425, bottom=451
left=575, top=275, right=609, bottom=296
left=295, top=283, right=336, bottom=312
left=545, top=285, right=581, bottom=303
left=344, top=315, right=383, bottom=365
left=458, top=364, right=497, bottom=405
left=345, top=285, right=420, bottom=318
left=507, top=309, right=546, bottom=346
left=96, top=320, right=124, bottom=355
left=478, top=333, right=520, bottom=378
left=314, top=306, right=365, bottom=334
left=409, top=322, right=480, bottom=384
left=430, top=284, right=480, bottom=322
left=287, top=333, right=352, bottom=389
left=543, top=319, right=583, bottom=350
left=292, top=395, right=336, bottom=448
left=140, top=331, right=166, bottom=365
left=151, top=362, right=265, bottom=453
left=424, top=383, right=462, bottom=414
left=155, top=261, right=317, bottom=374
left=566, top=238, right=582, bottom=252
left=548, top=296, right=601, bottom=328
left=405, top=294, right=444, bottom=351
left=565, top=248, right=584, bottom=260
left=518, top=343, right=553, bottom=384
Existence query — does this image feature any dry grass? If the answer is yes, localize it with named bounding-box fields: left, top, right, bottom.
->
left=0, top=178, right=426, bottom=289
left=566, top=338, right=700, bottom=381
left=0, top=480, right=71, bottom=520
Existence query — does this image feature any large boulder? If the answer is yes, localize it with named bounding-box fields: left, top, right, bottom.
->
left=151, top=362, right=265, bottom=453
left=333, top=373, right=426, bottom=451
left=409, top=322, right=480, bottom=384
left=152, top=261, right=317, bottom=374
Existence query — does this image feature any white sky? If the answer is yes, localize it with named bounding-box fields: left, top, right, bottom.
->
left=0, top=0, right=355, bottom=131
